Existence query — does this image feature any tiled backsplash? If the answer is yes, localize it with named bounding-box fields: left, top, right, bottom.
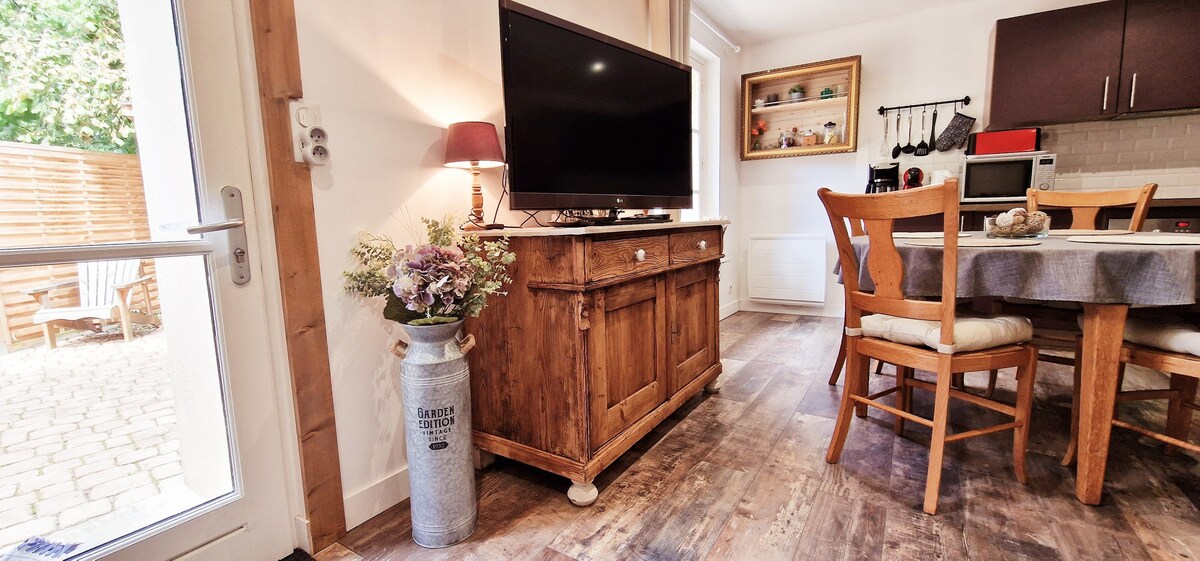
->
left=1042, top=114, right=1200, bottom=198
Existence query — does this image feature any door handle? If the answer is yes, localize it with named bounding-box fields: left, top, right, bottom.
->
left=187, top=219, right=245, bottom=234
left=1130, top=73, right=1138, bottom=109
left=187, top=185, right=251, bottom=285
left=1102, top=75, right=1109, bottom=111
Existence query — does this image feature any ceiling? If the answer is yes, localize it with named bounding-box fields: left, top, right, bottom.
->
left=690, top=0, right=981, bottom=47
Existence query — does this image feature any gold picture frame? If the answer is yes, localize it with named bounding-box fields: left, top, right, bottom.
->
left=740, top=55, right=862, bottom=160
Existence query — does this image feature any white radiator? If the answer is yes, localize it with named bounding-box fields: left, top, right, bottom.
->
left=747, top=235, right=826, bottom=304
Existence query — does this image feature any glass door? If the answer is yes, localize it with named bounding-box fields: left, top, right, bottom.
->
left=0, top=1, right=297, bottom=559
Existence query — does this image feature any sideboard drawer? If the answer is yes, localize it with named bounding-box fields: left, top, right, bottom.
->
left=588, top=236, right=669, bottom=281
left=669, top=229, right=721, bottom=265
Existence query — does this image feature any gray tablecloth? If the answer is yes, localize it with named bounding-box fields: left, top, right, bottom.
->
left=847, top=234, right=1200, bottom=306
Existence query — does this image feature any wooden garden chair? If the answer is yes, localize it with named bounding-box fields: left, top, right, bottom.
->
left=24, top=259, right=158, bottom=349
left=820, top=179, right=1040, bottom=514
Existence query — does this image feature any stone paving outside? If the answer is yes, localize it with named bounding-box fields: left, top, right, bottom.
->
left=0, top=327, right=198, bottom=552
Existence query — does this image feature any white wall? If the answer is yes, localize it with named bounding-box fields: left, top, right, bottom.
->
left=734, top=0, right=1113, bottom=318
left=293, top=0, right=660, bottom=528
left=690, top=9, right=742, bottom=318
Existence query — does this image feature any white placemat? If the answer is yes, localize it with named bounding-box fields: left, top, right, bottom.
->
left=1048, top=229, right=1134, bottom=236
left=892, top=232, right=972, bottom=239
left=1067, top=234, right=1200, bottom=245
left=905, top=238, right=1042, bottom=247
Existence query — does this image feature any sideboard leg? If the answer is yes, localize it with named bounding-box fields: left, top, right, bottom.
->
left=704, top=376, right=723, bottom=394
left=567, top=480, right=598, bottom=506
left=473, top=448, right=495, bottom=470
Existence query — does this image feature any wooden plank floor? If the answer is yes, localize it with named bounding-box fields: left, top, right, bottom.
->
left=319, top=312, right=1200, bottom=561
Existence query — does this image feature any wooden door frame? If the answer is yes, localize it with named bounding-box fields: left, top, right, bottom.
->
left=247, top=0, right=346, bottom=552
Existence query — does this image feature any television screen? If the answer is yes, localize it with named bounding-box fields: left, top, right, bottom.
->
left=499, top=2, right=692, bottom=210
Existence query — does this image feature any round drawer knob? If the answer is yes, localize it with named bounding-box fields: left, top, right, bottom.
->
left=634, top=249, right=646, bottom=262
left=697, top=240, right=708, bottom=250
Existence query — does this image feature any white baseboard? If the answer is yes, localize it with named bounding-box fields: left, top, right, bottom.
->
left=739, top=300, right=841, bottom=318
left=293, top=514, right=312, bottom=553
left=343, top=466, right=410, bottom=529
left=719, top=300, right=741, bottom=320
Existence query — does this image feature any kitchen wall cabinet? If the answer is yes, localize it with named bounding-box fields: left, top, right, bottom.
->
left=465, top=223, right=724, bottom=506
left=987, top=1, right=1126, bottom=129
left=987, top=0, right=1200, bottom=129
left=1119, top=0, right=1200, bottom=115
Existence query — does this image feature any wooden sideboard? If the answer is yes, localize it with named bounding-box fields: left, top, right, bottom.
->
left=465, top=221, right=726, bottom=505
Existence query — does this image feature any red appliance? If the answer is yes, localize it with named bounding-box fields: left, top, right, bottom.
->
left=967, top=128, right=1041, bottom=155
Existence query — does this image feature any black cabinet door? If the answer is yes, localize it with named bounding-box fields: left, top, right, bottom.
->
left=1119, top=0, right=1200, bottom=114
left=987, top=1, right=1126, bottom=129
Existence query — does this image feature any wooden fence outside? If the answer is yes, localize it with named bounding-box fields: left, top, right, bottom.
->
left=0, top=141, right=159, bottom=347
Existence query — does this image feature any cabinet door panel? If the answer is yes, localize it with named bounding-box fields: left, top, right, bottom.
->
left=988, top=1, right=1125, bottom=128
left=1120, top=0, right=1200, bottom=114
left=670, top=264, right=718, bottom=394
left=589, top=277, right=668, bottom=450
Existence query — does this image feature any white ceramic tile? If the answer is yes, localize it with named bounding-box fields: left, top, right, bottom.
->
left=1134, top=137, right=1171, bottom=151
left=1119, top=127, right=1154, bottom=141
left=1151, top=149, right=1187, bottom=163
left=1118, top=151, right=1152, bottom=165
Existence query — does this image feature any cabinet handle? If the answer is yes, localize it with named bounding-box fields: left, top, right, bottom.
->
left=1130, top=73, right=1138, bottom=109
left=1102, top=75, right=1109, bottom=111
left=697, top=240, right=708, bottom=250
left=634, top=248, right=646, bottom=262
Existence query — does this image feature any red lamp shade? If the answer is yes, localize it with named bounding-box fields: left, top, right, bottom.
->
left=444, top=121, right=505, bottom=169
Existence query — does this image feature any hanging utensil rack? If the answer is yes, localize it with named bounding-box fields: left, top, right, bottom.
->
left=878, top=96, right=970, bottom=116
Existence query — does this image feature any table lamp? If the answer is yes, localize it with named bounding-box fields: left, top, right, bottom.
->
left=444, top=121, right=505, bottom=229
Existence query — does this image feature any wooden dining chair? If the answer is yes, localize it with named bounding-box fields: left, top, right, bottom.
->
left=1027, top=183, right=1158, bottom=231
left=829, top=217, right=888, bottom=387
left=1063, top=317, right=1200, bottom=465
left=821, top=179, right=1040, bottom=515
left=1015, top=184, right=1160, bottom=422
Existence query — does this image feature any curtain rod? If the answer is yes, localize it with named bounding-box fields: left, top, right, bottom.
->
left=690, top=9, right=740, bottom=53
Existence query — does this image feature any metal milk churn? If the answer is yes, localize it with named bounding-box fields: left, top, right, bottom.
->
left=394, top=320, right=477, bottom=548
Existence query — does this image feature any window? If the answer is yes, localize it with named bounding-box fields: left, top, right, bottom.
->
left=683, top=41, right=719, bottom=222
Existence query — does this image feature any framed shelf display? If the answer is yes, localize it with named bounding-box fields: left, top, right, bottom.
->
left=740, top=55, right=862, bottom=160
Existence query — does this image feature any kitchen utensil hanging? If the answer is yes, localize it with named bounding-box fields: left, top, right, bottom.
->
left=879, top=110, right=890, bottom=158
left=891, top=111, right=903, bottom=159
left=901, top=108, right=916, bottom=154
left=914, top=107, right=930, bottom=156
left=937, top=100, right=977, bottom=152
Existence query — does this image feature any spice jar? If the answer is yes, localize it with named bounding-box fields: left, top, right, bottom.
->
left=800, top=129, right=818, bottom=146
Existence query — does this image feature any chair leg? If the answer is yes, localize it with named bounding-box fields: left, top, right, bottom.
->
left=984, top=369, right=999, bottom=398
left=1063, top=339, right=1083, bottom=467
left=116, top=298, right=134, bottom=342
left=41, top=323, right=58, bottom=350
left=827, top=338, right=866, bottom=464
left=894, top=367, right=913, bottom=435
left=828, top=335, right=847, bottom=385
left=951, top=372, right=965, bottom=390
left=1012, top=350, right=1038, bottom=485
left=856, top=361, right=872, bottom=418
left=140, top=282, right=154, bottom=315
left=924, top=356, right=954, bottom=515
left=1165, top=374, right=1198, bottom=455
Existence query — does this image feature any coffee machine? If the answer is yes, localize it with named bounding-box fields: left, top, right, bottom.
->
left=866, top=163, right=899, bottom=193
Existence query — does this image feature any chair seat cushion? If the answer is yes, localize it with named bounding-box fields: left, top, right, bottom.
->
left=860, top=314, right=1033, bottom=354
left=1123, top=317, right=1200, bottom=356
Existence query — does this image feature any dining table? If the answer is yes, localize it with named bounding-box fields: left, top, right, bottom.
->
left=847, top=231, right=1200, bottom=505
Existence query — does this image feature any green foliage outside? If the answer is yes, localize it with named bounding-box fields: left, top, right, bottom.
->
left=0, top=0, right=137, bottom=154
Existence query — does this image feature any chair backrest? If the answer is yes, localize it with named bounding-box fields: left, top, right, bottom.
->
left=820, top=179, right=960, bottom=350
left=1027, top=183, right=1157, bottom=231
left=77, top=259, right=141, bottom=308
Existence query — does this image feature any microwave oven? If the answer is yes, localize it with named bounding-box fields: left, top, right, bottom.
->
left=960, top=152, right=1056, bottom=203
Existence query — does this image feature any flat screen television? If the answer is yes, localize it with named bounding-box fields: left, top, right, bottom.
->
left=499, top=1, right=693, bottom=210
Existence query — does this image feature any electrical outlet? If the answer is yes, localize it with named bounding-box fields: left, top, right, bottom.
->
left=289, top=100, right=329, bottom=165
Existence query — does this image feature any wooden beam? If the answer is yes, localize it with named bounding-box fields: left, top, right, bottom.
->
left=246, top=0, right=347, bottom=551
